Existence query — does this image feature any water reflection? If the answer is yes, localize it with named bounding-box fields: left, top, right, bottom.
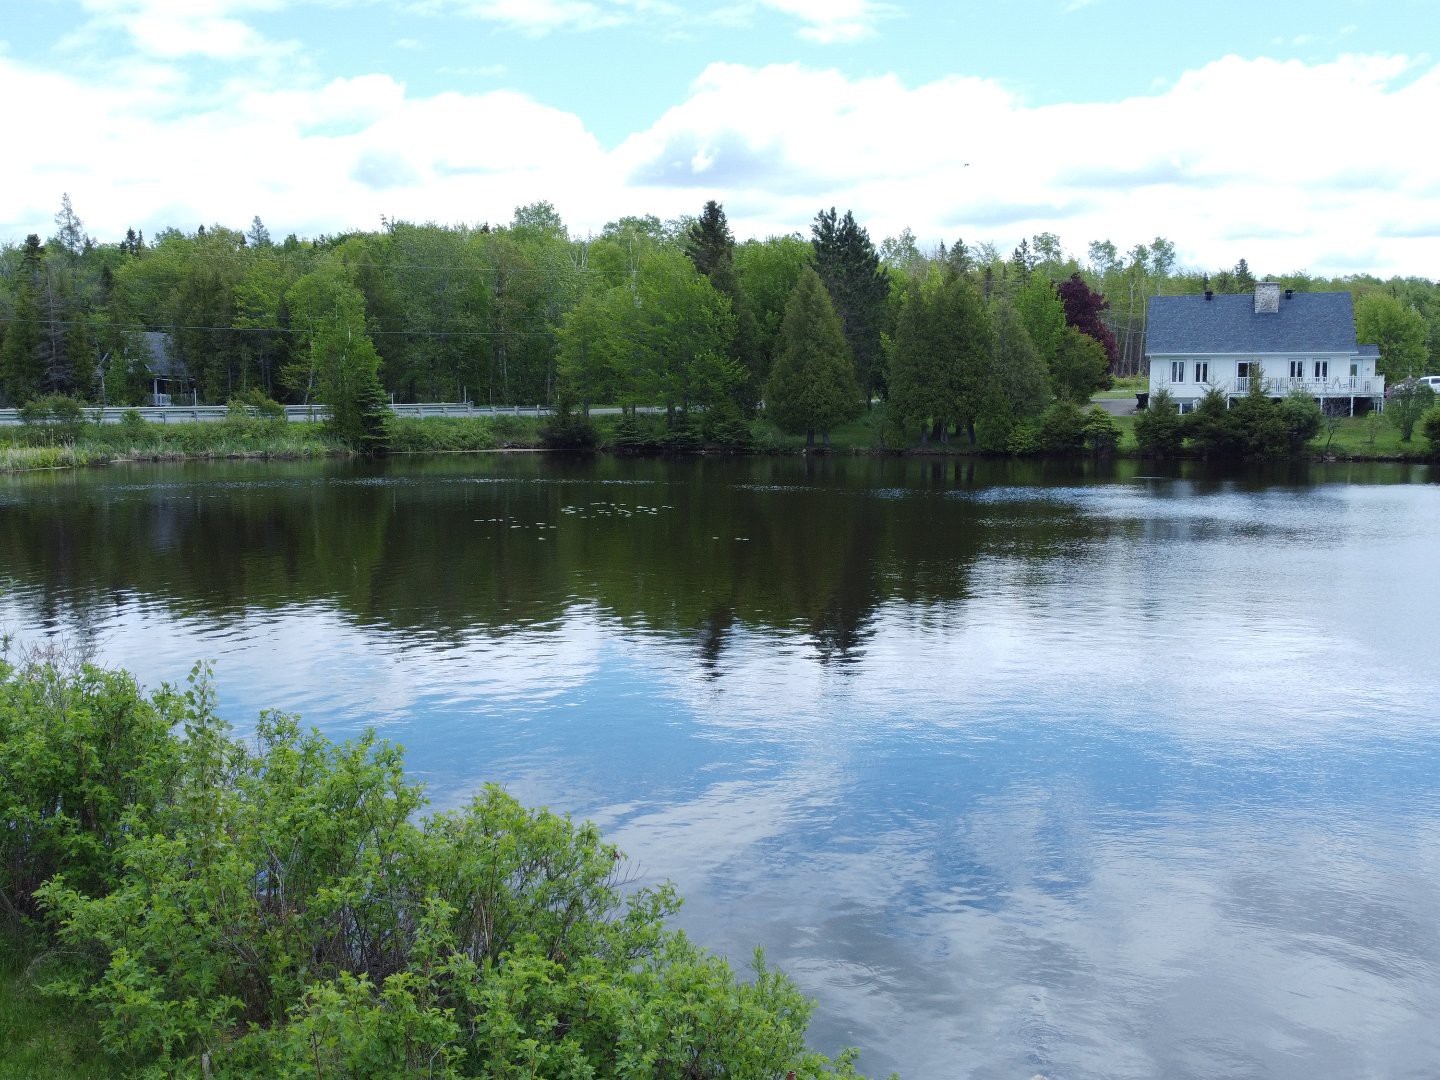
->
left=2, top=455, right=1439, bottom=1079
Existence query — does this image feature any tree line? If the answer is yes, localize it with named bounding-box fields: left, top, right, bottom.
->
left=1, top=194, right=1436, bottom=448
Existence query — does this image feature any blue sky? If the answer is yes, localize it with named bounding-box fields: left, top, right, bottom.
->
left=3, top=0, right=1436, bottom=276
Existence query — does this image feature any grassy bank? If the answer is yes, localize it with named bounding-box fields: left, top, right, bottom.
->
left=1, top=407, right=1433, bottom=473
left=0, top=416, right=346, bottom=472
left=0, top=921, right=117, bottom=1080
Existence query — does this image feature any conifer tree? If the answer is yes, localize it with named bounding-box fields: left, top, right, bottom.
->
left=765, top=266, right=860, bottom=447
left=0, top=235, right=45, bottom=404
left=811, top=208, right=889, bottom=403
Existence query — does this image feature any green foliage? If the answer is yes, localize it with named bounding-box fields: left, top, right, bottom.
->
left=539, top=402, right=599, bottom=450
left=609, top=412, right=666, bottom=454
left=1133, top=388, right=1184, bottom=456
left=0, top=658, right=189, bottom=918
left=1082, top=406, right=1120, bottom=454
left=1355, top=293, right=1428, bottom=380
left=811, top=208, right=890, bottom=400
left=1279, top=389, right=1323, bottom=451
left=765, top=267, right=862, bottom=445
left=700, top=399, right=754, bottom=449
left=226, top=387, right=285, bottom=419
left=1050, top=326, right=1110, bottom=403
left=0, top=918, right=120, bottom=1079
left=286, top=263, right=389, bottom=451
left=118, top=409, right=150, bottom=443
left=1038, top=400, right=1087, bottom=453
left=17, top=395, right=88, bottom=445
left=0, top=660, right=877, bottom=1078
left=1385, top=378, right=1437, bottom=442
left=1005, top=418, right=1042, bottom=455
left=1420, top=407, right=1440, bottom=454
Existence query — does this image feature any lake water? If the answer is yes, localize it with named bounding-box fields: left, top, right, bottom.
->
left=3, top=454, right=1439, bottom=1080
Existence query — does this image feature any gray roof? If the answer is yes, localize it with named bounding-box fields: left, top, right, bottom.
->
left=139, top=331, right=185, bottom=376
left=1146, top=291, right=1360, bottom=355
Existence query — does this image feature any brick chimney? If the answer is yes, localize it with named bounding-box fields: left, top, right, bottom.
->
left=1254, top=282, right=1281, bottom=314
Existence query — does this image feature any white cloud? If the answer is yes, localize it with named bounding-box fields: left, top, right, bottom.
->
left=3, top=51, right=1437, bottom=278
left=409, top=0, right=628, bottom=34
left=66, top=0, right=296, bottom=60
left=756, top=0, right=895, bottom=43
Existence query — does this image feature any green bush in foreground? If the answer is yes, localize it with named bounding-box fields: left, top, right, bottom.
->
left=0, top=658, right=880, bottom=1079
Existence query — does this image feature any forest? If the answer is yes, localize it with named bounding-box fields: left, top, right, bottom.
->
left=1, top=194, right=1437, bottom=450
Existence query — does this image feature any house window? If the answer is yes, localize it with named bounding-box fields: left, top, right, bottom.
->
left=1350, top=362, right=1359, bottom=378
left=1314, top=360, right=1329, bottom=380
left=1170, top=360, right=1185, bottom=383
left=1237, top=361, right=1253, bottom=380
left=1194, top=361, right=1209, bottom=383
left=1289, top=359, right=1306, bottom=379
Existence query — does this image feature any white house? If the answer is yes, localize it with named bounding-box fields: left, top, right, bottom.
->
left=1146, top=283, right=1383, bottom=415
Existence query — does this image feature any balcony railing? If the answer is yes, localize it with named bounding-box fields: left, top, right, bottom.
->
left=1165, top=376, right=1386, bottom=398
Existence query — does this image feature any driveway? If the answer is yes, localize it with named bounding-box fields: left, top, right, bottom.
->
left=1091, top=395, right=1141, bottom=416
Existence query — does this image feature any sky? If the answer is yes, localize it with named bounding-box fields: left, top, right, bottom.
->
left=2, top=0, right=1436, bottom=278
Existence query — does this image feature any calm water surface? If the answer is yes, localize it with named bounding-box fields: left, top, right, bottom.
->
left=3, top=455, right=1439, bottom=1080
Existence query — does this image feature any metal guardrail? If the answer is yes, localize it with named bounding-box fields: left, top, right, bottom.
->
left=0, top=403, right=561, bottom=427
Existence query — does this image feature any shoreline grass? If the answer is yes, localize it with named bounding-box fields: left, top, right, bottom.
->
left=0, top=920, right=119, bottom=1080
left=1, top=408, right=1434, bottom=472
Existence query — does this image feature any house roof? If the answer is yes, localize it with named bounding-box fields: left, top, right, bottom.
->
left=1146, top=291, right=1360, bottom=355
left=139, top=331, right=184, bottom=377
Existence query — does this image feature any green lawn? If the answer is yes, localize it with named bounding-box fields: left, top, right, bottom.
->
left=0, top=923, right=119, bottom=1080
left=1308, top=413, right=1435, bottom=459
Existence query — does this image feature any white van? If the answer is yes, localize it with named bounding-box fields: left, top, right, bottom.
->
left=1420, top=375, right=1440, bottom=394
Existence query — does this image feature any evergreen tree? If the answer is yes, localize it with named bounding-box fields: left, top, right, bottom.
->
left=1233, top=258, right=1257, bottom=293
left=52, top=193, right=90, bottom=259
left=683, top=201, right=758, bottom=409
left=1051, top=327, right=1111, bottom=402
left=684, top=200, right=735, bottom=283
left=1014, top=273, right=1067, bottom=380
left=989, top=299, right=1050, bottom=421
left=765, top=266, right=860, bottom=446
left=246, top=215, right=273, bottom=248
left=0, top=236, right=44, bottom=404
left=881, top=269, right=993, bottom=444
left=811, top=207, right=889, bottom=403
left=887, top=273, right=951, bottom=443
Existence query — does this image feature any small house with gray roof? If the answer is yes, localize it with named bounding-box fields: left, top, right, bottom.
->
left=1145, top=283, right=1383, bottom=415
left=137, top=331, right=192, bottom=406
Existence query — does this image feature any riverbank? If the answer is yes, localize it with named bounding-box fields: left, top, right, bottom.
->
left=1, top=408, right=1435, bottom=473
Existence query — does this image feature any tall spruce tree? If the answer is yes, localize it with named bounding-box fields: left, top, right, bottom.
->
left=765, top=266, right=860, bottom=447
left=811, top=207, right=889, bottom=404
left=684, top=200, right=735, bottom=284
left=0, top=236, right=45, bottom=404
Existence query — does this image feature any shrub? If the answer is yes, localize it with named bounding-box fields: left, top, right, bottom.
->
left=1279, top=389, right=1323, bottom=454
left=118, top=409, right=151, bottom=445
left=1038, top=400, right=1086, bottom=454
left=1082, top=406, right=1120, bottom=454
left=6, top=661, right=877, bottom=1078
left=0, top=658, right=190, bottom=917
left=1183, top=386, right=1241, bottom=459
left=1386, top=378, right=1437, bottom=443
left=609, top=412, right=666, bottom=454
left=700, top=400, right=754, bottom=450
left=18, top=395, right=88, bottom=446
left=1133, top=388, right=1185, bottom=456
left=539, top=404, right=599, bottom=450
left=1421, top=406, right=1440, bottom=454
left=1005, top=418, right=1042, bottom=455
left=660, top=413, right=704, bottom=453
